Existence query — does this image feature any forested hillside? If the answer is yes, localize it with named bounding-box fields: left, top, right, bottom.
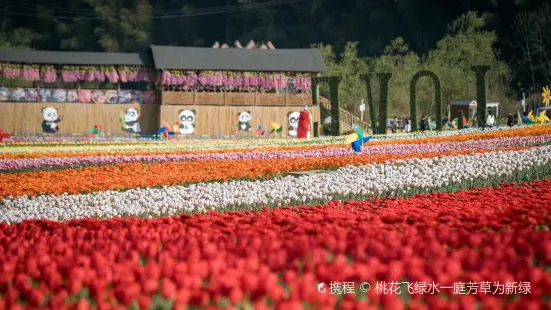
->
left=0, top=0, right=549, bottom=115
left=318, top=12, right=517, bottom=117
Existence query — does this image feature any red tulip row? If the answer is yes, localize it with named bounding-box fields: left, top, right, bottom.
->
left=0, top=180, right=550, bottom=309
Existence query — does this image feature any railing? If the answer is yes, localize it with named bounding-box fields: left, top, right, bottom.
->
left=318, top=96, right=370, bottom=131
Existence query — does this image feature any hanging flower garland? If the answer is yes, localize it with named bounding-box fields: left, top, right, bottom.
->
left=104, top=66, right=119, bottom=83
left=21, top=65, right=40, bottom=81
left=60, top=66, right=78, bottom=83
left=39, top=65, right=58, bottom=83
left=0, top=62, right=313, bottom=92
left=1, top=64, right=22, bottom=79
left=157, top=70, right=310, bottom=91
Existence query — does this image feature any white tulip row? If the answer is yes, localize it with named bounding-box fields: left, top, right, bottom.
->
left=2, top=145, right=550, bottom=224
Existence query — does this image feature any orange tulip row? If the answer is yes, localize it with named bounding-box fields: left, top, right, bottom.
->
left=0, top=146, right=529, bottom=198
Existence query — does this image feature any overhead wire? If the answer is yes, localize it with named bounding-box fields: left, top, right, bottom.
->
left=0, top=0, right=307, bottom=19
left=0, top=0, right=261, bottom=14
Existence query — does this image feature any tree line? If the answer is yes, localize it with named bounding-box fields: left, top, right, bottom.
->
left=0, top=0, right=549, bottom=114
left=317, top=11, right=547, bottom=120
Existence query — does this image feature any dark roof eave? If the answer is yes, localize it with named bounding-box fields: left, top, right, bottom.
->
left=0, top=45, right=327, bottom=72
left=159, top=68, right=324, bottom=72
left=150, top=45, right=326, bottom=72
left=0, top=50, right=154, bottom=66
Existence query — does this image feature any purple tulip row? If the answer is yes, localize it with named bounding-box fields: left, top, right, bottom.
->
left=1, top=135, right=549, bottom=172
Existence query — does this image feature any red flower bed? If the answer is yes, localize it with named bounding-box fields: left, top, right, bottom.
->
left=1, top=181, right=550, bottom=309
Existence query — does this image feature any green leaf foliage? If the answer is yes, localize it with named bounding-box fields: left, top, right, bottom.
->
left=318, top=12, right=517, bottom=126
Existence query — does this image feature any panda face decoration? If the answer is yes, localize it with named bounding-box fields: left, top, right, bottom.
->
left=125, top=108, right=139, bottom=123
left=178, top=109, right=196, bottom=135
left=41, top=107, right=63, bottom=133
left=237, top=111, right=252, bottom=131
left=123, top=108, right=141, bottom=133
left=238, top=111, right=251, bottom=123
left=43, top=107, right=58, bottom=122
left=287, top=111, right=300, bottom=137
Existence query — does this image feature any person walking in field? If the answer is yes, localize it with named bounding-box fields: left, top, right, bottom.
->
left=487, top=111, right=495, bottom=128
left=391, top=117, right=397, bottom=133
left=507, top=112, right=514, bottom=127
left=297, top=105, right=311, bottom=139
left=404, top=118, right=411, bottom=132
left=419, top=115, right=427, bottom=131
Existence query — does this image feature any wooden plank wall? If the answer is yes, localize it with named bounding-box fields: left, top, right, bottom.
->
left=0, top=92, right=316, bottom=135
left=160, top=91, right=318, bottom=136
left=0, top=103, right=159, bottom=134
left=160, top=105, right=320, bottom=137
left=162, top=92, right=312, bottom=107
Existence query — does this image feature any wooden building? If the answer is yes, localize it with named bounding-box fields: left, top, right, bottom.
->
left=0, top=41, right=325, bottom=137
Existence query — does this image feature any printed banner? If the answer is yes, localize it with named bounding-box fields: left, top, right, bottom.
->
left=0, top=87, right=157, bottom=104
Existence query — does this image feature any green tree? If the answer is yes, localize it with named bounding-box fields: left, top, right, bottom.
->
left=314, top=42, right=368, bottom=115
left=0, top=28, right=38, bottom=49
left=316, top=12, right=515, bottom=123
left=427, top=12, right=513, bottom=117
left=371, top=37, right=422, bottom=117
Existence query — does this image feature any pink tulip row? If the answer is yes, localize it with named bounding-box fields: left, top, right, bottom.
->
left=1, top=135, right=549, bottom=172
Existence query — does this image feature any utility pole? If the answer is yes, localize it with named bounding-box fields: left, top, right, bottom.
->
left=360, top=99, right=365, bottom=122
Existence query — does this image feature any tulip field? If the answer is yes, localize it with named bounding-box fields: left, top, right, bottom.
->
left=1, top=126, right=551, bottom=309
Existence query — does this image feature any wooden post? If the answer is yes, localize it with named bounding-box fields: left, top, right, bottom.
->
left=156, top=78, right=164, bottom=136
left=313, top=121, right=319, bottom=137
left=311, top=77, right=318, bottom=106
left=328, top=77, right=342, bottom=136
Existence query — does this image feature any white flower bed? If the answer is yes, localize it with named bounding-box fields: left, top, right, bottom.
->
left=2, top=146, right=550, bottom=224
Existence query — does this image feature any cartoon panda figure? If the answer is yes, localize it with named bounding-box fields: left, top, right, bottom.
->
left=178, top=109, right=196, bottom=135
left=123, top=108, right=141, bottom=133
left=41, top=107, right=63, bottom=133
left=287, top=111, right=300, bottom=137
left=237, top=111, right=252, bottom=131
